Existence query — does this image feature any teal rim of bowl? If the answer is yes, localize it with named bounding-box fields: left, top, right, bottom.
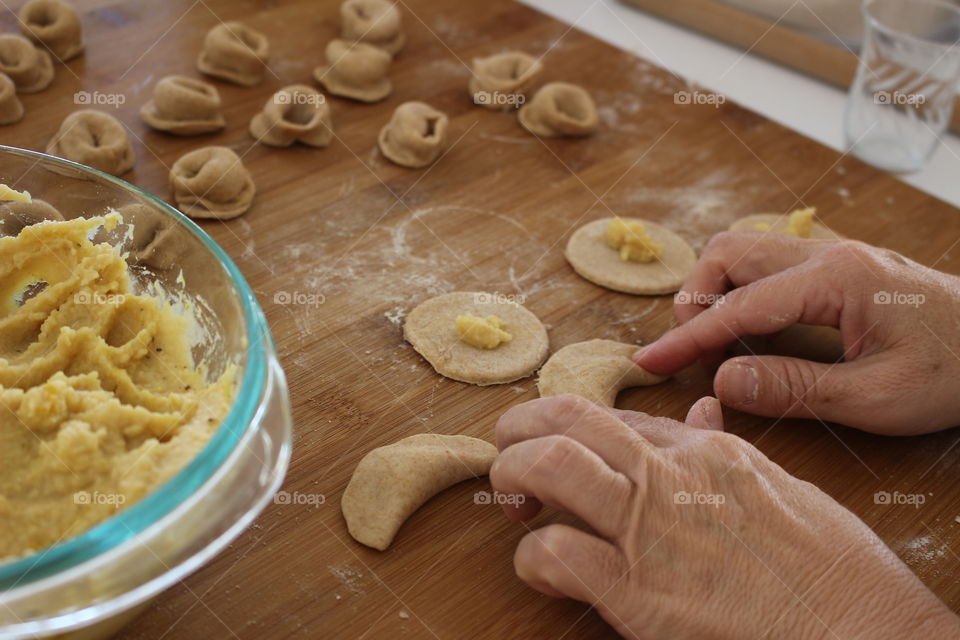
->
left=0, top=146, right=269, bottom=590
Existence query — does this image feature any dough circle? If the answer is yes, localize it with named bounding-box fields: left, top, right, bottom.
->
left=537, top=339, right=667, bottom=407
left=404, top=291, right=549, bottom=385
left=728, top=213, right=841, bottom=239
left=565, top=217, right=696, bottom=295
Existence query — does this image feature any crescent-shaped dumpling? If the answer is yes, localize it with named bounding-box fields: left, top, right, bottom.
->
left=342, top=434, right=497, bottom=550
left=537, top=339, right=668, bottom=407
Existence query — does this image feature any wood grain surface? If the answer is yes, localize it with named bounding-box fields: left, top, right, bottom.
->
left=2, top=0, right=960, bottom=638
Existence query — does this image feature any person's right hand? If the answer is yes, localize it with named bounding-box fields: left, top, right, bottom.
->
left=634, top=231, right=960, bottom=435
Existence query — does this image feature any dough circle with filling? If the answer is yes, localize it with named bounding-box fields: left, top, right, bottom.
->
left=565, top=217, right=696, bottom=295
left=728, top=213, right=841, bottom=239
left=404, top=291, right=549, bottom=385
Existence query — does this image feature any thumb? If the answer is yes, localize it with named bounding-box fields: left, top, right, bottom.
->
left=685, top=396, right=725, bottom=431
left=714, top=356, right=862, bottom=424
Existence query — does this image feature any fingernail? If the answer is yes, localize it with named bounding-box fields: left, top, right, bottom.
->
left=699, top=397, right=715, bottom=423
left=700, top=397, right=724, bottom=430
left=723, top=363, right=758, bottom=405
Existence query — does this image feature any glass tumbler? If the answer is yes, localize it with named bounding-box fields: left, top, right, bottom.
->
left=844, top=0, right=960, bottom=173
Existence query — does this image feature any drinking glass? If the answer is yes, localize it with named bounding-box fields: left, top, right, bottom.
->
left=844, top=0, right=960, bottom=173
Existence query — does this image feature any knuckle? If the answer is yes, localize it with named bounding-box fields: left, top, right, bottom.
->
left=545, top=393, right=593, bottom=421
left=704, top=430, right=749, bottom=460
left=532, top=524, right=571, bottom=559
left=703, top=231, right=738, bottom=255
left=774, top=358, right=821, bottom=407
left=528, top=435, right=580, bottom=477
left=820, top=240, right=878, bottom=272
left=515, top=525, right=566, bottom=578
left=494, top=404, right=523, bottom=445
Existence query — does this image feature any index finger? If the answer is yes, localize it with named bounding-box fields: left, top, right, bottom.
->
left=674, top=230, right=820, bottom=325
left=636, top=264, right=843, bottom=374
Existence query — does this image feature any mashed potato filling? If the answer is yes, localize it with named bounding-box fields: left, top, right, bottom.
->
left=0, top=214, right=233, bottom=560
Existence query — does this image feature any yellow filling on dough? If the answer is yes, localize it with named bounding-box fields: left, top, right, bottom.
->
left=456, top=314, right=512, bottom=349
left=0, top=211, right=234, bottom=560
left=0, top=185, right=31, bottom=203
left=753, top=207, right=816, bottom=238
left=606, top=218, right=663, bottom=263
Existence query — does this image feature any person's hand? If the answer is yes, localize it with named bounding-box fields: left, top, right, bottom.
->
left=633, top=231, right=960, bottom=434
left=491, top=395, right=960, bottom=639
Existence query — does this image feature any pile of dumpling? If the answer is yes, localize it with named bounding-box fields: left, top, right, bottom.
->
left=5, top=0, right=600, bottom=221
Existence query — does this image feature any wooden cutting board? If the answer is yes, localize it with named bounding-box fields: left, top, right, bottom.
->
left=3, top=0, right=960, bottom=638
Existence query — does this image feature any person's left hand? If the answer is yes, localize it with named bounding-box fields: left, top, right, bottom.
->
left=490, top=394, right=960, bottom=639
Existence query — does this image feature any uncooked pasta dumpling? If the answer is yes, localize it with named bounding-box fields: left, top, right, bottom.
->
left=169, top=146, right=255, bottom=220
left=19, top=0, right=84, bottom=61
left=0, top=198, right=63, bottom=236
left=46, top=110, right=135, bottom=176
left=118, top=203, right=185, bottom=271
left=469, top=51, right=543, bottom=111
left=140, top=75, right=226, bottom=135
left=314, top=39, right=392, bottom=103
left=249, top=84, right=333, bottom=148
left=0, top=34, right=53, bottom=93
left=518, top=81, right=598, bottom=137
left=378, top=101, right=448, bottom=168
left=0, top=73, right=24, bottom=125
left=197, top=22, right=269, bottom=86
left=340, top=0, right=404, bottom=55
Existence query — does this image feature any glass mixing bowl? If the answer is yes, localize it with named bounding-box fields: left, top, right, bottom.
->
left=0, top=145, right=293, bottom=639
